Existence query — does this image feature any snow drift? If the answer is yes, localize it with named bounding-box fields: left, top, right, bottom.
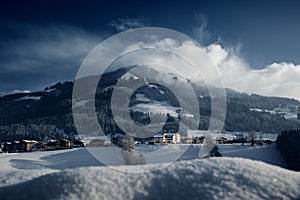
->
left=0, top=157, right=299, bottom=200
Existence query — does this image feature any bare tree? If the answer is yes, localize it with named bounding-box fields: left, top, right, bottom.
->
left=121, top=134, right=146, bottom=165
left=249, top=131, right=257, bottom=146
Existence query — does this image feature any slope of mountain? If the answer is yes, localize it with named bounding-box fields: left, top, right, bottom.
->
left=0, top=67, right=299, bottom=141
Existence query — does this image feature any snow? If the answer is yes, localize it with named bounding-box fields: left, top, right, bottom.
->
left=130, top=100, right=180, bottom=116
left=148, top=84, right=158, bottom=89
left=182, top=113, right=194, bottom=118
left=250, top=108, right=266, bottom=112
left=219, top=144, right=287, bottom=168
left=250, top=107, right=298, bottom=120
left=122, top=72, right=139, bottom=80
left=131, top=95, right=195, bottom=118
left=0, top=144, right=298, bottom=199
left=44, top=88, right=57, bottom=92
left=0, top=155, right=300, bottom=200
left=81, top=136, right=111, bottom=145
left=22, top=140, right=38, bottom=143
left=159, top=89, right=165, bottom=94
left=135, top=94, right=151, bottom=102
left=14, top=95, right=42, bottom=101
left=72, top=100, right=90, bottom=108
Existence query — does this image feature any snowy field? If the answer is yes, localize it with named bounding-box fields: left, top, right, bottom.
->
left=0, top=144, right=299, bottom=199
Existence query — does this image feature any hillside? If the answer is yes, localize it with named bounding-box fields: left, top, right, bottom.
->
left=0, top=67, right=299, bottom=141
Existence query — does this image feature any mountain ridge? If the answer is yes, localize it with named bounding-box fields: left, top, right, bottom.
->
left=0, top=67, right=299, bottom=142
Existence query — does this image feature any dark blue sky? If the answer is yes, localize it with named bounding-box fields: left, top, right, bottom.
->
left=1, top=0, right=300, bottom=93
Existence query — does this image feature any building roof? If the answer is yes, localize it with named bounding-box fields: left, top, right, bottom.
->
left=164, top=133, right=178, bottom=136
left=22, top=140, right=38, bottom=143
left=153, top=134, right=164, bottom=138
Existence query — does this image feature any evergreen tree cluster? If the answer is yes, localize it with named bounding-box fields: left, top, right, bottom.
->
left=276, top=129, right=300, bottom=171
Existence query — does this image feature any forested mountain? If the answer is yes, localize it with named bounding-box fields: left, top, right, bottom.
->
left=0, top=67, right=299, bottom=142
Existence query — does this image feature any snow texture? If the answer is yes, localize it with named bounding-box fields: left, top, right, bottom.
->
left=0, top=157, right=300, bottom=200
left=0, top=143, right=297, bottom=200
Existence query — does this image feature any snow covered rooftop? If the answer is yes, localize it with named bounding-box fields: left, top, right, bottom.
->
left=22, top=140, right=38, bottom=143
left=153, top=134, right=164, bottom=138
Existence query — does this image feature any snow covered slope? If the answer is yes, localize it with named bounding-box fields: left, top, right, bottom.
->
left=0, top=157, right=300, bottom=200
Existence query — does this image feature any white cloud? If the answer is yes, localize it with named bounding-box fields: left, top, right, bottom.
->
left=114, top=37, right=300, bottom=100
left=2, top=22, right=298, bottom=101
left=109, top=18, right=148, bottom=32
left=205, top=43, right=300, bottom=100
left=193, top=14, right=220, bottom=45
left=191, top=15, right=300, bottom=100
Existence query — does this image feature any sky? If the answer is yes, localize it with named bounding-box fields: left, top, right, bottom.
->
left=0, top=0, right=300, bottom=99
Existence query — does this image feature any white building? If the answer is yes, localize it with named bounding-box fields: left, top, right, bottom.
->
left=163, top=133, right=181, bottom=144
left=151, top=133, right=181, bottom=144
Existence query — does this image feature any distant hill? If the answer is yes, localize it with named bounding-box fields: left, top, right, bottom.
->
left=0, top=67, right=299, bottom=142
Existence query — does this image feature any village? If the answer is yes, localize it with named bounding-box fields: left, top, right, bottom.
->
left=0, top=139, right=85, bottom=153
left=0, top=130, right=275, bottom=154
left=140, top=130, right=274, bottom=145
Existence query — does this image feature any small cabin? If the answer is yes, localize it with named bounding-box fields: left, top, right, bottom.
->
left=46, top=139, right=73, bottom=150
left=59, top=139, right=73, bottom=149
left=20, top=140, right=38, bottom=152
left=73, top=139, right=85, bottom=148
left=46, top=140, right=60, bottom=150
left=89, top=139, right=105, bottom=146
left=153, top=134, right=164, bottom=143
left=2, top=142, right=13, bottom=153
left=216, top=137, right=228, bottom=144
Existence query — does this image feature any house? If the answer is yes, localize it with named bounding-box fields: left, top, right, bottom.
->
left=46, top=140, right=60, bottom=150
left=148, top=141, right=156, bottom=145
left=180, top=136, right=192, bottom=144
left=173, top=133, right=181, bottom=143
left=89, top=139, right=105, bottom=146
left=187, top=130, right=206, bottom=144
left=13, top=141, right=21, bottom=152
left=153, top=134, right=165, bottom=143
left=216, top=137, right=228, bottom=144
left=73, top=139, right=85, bottom=148
left=192, top=136, right=205, bottom=144
left=46, top=139, right=73, bottom=150
left=163, top=133, right=181, bottom=144
left=234, top=133, right=244, bottom=141
left=2, top=142, right=13, bottom=153
left=20, top=140, right=38, bottom=152
left=149, top=133, right=181, bottom=144
left=2, top=140, right=38, bottom=153
left=59, top=139, right=73, bottom=149
left=111, top=134, right=125, bottom=146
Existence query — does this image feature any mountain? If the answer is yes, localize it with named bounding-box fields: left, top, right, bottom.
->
left=0, top=67, right=299, bottom=142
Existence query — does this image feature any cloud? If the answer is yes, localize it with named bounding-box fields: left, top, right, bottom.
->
left=109, top=18, right=149, bottom=32
left=0, top=23, right=102, bottom=93
left=191, top=14, right=300, bottom=100
left=193, top=14, right=219, bottom=45
left=111, top=35, right=300, bottom=100
left=1, top=22, right=299, bottom=101
left=205, top=43, right=300, bottom=100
